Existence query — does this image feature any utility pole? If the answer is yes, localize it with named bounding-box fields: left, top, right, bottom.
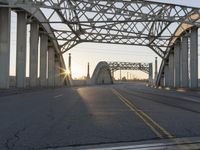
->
left=112, top=70, right=114, bottom=80
left=155, top=57, right=158, bottom=79
left=120, top=68, right=121, bottom=81
left=127, top=72, right=129, bottom=80
left=87, top=62, right=90, bottom=79
left=68, top=53, right=72, bottom=79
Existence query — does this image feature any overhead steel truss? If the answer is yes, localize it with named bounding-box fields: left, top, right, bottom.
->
left=107, top=61, right=150, bottom=74
left=2, top=0, right=200, bottom=59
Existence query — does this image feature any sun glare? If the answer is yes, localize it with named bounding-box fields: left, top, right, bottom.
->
left=71, top=65, right=83, bottom=79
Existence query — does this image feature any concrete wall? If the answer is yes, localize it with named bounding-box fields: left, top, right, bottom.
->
left=96, top=68, right=113, bottom=84
left=90, top=62, right=113, bottom=85
left=71, top=80, right=88, bottom=86
left=9, top=76, right=42, bottom=88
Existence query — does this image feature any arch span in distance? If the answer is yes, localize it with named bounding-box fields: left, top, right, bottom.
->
left=90, top=61, right=153, bottom=85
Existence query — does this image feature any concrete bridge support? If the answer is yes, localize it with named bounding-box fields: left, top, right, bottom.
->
left=164, top=65, right=169, bottom=87
left=174, top=40, right=181, bottom=88
left=16, top=11, right=27, bottom=88
left=190, top=28, right=198, bottom=88
left=180, top=35, right=189, bottom=88
left=169, top=52, right=174, bottom=87
left=54, top=58, right=61, bottom=87
left=0, top=8, right=10, bottom=88
left=30, top=21, right=39, bottom=87
left=160, top=76, right=164, bottom=87
left=163, top=28, right=198, bottom=89
left=0, top=6, right=66, bottom=89
left=40, top=33, right=48, bottom=87
left=48, top=46, right=55, bottom=87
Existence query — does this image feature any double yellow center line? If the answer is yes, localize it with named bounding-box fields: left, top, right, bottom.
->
left=112, top=88, right=174, bottom=139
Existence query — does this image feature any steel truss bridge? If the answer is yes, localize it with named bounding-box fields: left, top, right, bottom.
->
left=107, top=62, right=151, bottom=74
left=91, top=61, right=153, bottom=85
left=0, top=0, right=200, bottom=88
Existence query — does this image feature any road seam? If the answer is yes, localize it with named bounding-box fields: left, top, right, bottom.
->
left=112, top=88, right=174, bottom=139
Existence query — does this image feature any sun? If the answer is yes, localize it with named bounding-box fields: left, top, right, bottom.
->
left=59, top=64, right=83, bottom=79
left=65, top=69, right=70, bottom=75
left=58, top=67, right=68, bottom=79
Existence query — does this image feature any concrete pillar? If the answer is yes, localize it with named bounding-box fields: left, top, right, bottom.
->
left=190, top=27, right=198, bottom=88
left=169, top=52, right=174, bottom=87
left=164, top=65, right=169, bottom=87
left=0, top=8, right=10, bottom=88
left=16, top=12, right=27, bottom=88
left=40, top=33, right=48, bottom=87
left=48, top=46, right=55, bottom=87
left=180, top=35, right=189, bottom=88
left=54, top=58, right=61, bottom=87
left=174, top=40, right=181, bottom=88
left=160, top=76, right=164, bottom=87
left=148, top=63, right=153, bottom=84
left=30, top=21, right=39, bottom=87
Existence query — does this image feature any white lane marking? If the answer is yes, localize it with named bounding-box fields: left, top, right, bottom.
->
left=182, top=96, right=200, bottom=103
left=54, top=94, right=63, bottom=99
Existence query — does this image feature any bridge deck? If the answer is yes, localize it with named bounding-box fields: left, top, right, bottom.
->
left=1, top=83, right=200, bottom=149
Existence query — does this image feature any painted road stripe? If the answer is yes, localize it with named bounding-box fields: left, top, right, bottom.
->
left=112, top=89, right=195, bottom=149
left=112, top=89, right=163, bottom=138
left=112, top=89, right=174, bottom=139
left=54, top=94, right=63, bottom=98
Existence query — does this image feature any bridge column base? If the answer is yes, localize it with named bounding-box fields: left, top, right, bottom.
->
left=48, top=46, right=55, bottom=87
left=30, top=21, right=39, bottom=87
left=169, top=52, right=174, bottom=87
left=0, top=8, right=10, bottom=88
left=54, top=57, right=61, bottom=87
left=40, top=33, right=48, bottom=87
left=180, top=35, right=189, bottom=88
left=174, top=40, right=181, bottom=88
left=164, top=65, right=169, bottom=87
left=190, top=27, right=198, bottom=88
left=16, top=11, right=27, bottom=88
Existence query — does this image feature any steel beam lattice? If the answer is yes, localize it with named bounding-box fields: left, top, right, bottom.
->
left=1, top=0, right=199, bottom=58
left=107, top=61, right=150, bottom=74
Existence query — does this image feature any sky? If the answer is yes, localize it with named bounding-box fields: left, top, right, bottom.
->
left=9, top=1, right=200, bottom=80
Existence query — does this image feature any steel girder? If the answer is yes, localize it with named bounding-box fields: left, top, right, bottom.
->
left=2, top=0, right=200, bottom=59
left=107, top=61, right=150, bottom=74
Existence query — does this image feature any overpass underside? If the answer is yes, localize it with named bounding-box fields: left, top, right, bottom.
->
left=0, top=0, right=200, bottom=89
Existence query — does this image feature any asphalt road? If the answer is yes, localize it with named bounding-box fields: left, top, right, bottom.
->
left=1, top=83, right=200, bottom=150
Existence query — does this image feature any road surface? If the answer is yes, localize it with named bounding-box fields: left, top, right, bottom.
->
left=1, top=83, right=200, bottom=149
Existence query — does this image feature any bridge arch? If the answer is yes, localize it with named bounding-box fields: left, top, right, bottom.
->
left=90, top=62, right=113, bottom=85
left=90, top=61, right=153, bottom=85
